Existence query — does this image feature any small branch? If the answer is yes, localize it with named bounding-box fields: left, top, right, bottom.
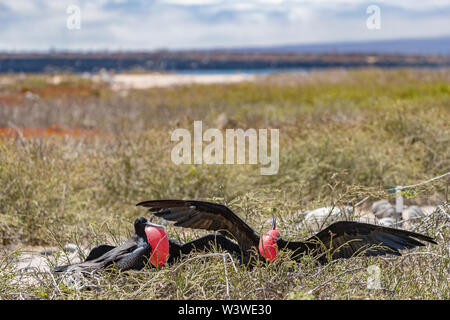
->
left=129, top=272, right=161, bottom=298
left=399, top=172, right=450, bottom=190
left=355, top=196, right=370, bottom=208
left=171, top=253, right=237, bottom=273
left=335, top=280, right=366, bottom=286
left=244, top=287, right=281, bottom=298
left=400, top=252, right=447, bottom=260
left=300, top=259, right=341, bottom=282
left=308, top=267, right=364, bottom=294
left=47, top=271, right=63, bottom=298
left=222, top=254, right=231, bottom=300
left=0, top=178, right=16, bottom=198
left=171, top=252, right=238, bottom=300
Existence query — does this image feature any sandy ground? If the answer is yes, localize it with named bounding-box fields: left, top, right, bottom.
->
left=11, top=246, right=84, bottom=284
left=105, top=73, right=257, bottom=90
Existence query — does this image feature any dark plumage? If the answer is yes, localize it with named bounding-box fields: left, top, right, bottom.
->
left=54, top=217, right=153, bottom=273
left=54, top=216, right=242, bottom=273
left=137, top=199, right=437, bottom=264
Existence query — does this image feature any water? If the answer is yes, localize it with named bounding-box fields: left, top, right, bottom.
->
left=175, top=68, right=310, bottom=75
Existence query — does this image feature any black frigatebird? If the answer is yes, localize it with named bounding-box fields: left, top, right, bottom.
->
left=54, top=216, right=241, bottom=273
left=136, top=199, right=437, bottom=264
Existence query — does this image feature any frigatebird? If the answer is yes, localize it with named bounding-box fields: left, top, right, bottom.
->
left=136, top=200, right=437, bottom=264
left=54, top=216, right=241, bottom=273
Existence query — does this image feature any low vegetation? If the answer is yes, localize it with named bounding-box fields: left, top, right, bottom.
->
left=0, top=68, right=448, bottom=299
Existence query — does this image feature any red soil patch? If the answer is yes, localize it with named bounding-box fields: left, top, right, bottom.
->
left=0, top=85, right=100, bottom=106
left=0, top=93, right=24, bottom=106
left=0, top=125, right=102, bottom=139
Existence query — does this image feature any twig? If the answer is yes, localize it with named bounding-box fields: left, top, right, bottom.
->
left=171, top=253, right=237, bottom=273
left=307, top=259, right=341, bottom=280
left=129, top=272, right=161, bottom=298
left=398, top=172, right=450, bottom=190
left=47, top=271, right=63, bottom=298
left=244, top=287, right=281, bottom=298
left=446, top=178, right=449, bottom=203
left=335, top=280, right=366, bottom=286
left=171, top=252, right=238, bottom=300
left=222, top=254, right=231, bottom=299
left=355, top=196, right=370, bottom=208
left=61, top=269, right=102, bottom=291
left=308, top=267, right=364, bottom=294
left=400, top=252, right=447, bottom=260
left=0, top=178, right=16, bottom=198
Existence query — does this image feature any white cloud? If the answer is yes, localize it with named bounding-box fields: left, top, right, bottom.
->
left=1, top=0, right=37, bottom=12
left=161, top=0, right=221, bottom=5
left=0, top=0, right=449, bottom=50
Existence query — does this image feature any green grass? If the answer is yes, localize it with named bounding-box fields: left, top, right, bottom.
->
left=0, top=68, right=448, bottom=299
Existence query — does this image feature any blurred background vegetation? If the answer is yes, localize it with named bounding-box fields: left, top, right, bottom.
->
left=0, top=68, right=448, bottom=246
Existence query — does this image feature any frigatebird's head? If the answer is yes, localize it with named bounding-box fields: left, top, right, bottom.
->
left=134, top=217, right=169, bottom=268
left=258, top=217, right=281, bottom=262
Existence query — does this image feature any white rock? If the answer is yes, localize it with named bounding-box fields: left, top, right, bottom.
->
left=303, top=206, right=352, bottom=230
left=378, top=217, right=396, bottom=228
left=371, top=200, right=396, bottom=219
left=64, top=243, right=78, bottom=253
left=403, top=205, right=425, bottom=221
left=371, top=200, right=390, bottom=213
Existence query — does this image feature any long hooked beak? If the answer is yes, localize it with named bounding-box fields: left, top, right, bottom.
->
left=146, top=215, right=165, bottom=229
left=272, top=217, right=276, bottom=230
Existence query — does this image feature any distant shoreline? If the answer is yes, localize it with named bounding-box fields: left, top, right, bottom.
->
left=109, top=73, right=258, bottom=89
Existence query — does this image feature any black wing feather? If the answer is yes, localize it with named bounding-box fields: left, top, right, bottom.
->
left=137, top=199, right=259, bottom=252
left=137, top=200, right=437, bottom=263
left=54, top=236, right=150, bottom=273
left=306, top=221, right=437, bottom=261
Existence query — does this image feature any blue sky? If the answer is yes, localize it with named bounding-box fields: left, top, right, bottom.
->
left=0, top=0, right=449, bottom=51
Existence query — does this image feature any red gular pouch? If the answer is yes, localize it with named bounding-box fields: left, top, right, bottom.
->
left=258, top=218, right=280, bottom=262
left=145, top=225, right=169, bottom=268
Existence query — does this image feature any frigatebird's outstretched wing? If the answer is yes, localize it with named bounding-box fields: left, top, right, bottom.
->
left=136, top=200, right=259, bottom=252
left=137, top=200, right=438, bottom=263
left=54, top=236, right=151, bottom=273
left=296, top=221, right=437, bottom=261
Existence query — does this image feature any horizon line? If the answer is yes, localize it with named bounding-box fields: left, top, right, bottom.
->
left=1, top=35, right=449, bottom=54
